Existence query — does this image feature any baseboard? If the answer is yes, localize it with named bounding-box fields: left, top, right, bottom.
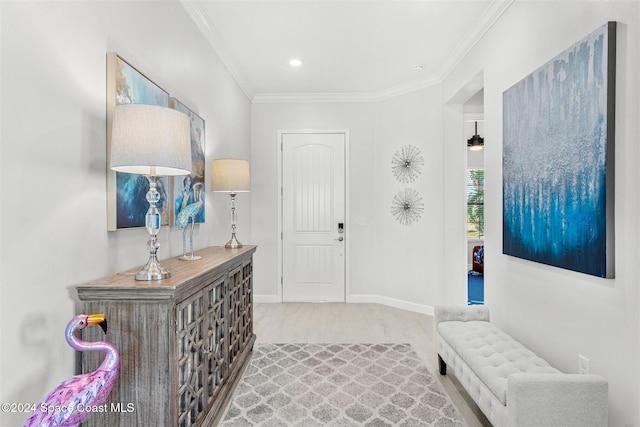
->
left=254, top=294, right=281, bottom=303
left=348, top=294, right=434, bottom=316
left=254, top=294, right=434, bottom=315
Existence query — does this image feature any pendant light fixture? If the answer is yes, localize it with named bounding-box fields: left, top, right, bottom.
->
left=467, top=121, right=484, bottom=151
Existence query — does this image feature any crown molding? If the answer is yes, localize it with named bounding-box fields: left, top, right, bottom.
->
left=437, top=0, right=514, bottom=79
left=252, top=92, right=378, bottom=104
left=372, top=73, right=443, bottom=102
left=179, top=0, right=255, bottom=101
left=252, top=72, right=442, bottom=103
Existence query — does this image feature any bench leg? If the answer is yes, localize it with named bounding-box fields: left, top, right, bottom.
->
left=438, top=354, right=447, bottom=375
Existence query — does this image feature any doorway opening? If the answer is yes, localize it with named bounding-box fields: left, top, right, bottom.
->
left=465, top=90, right=484, bottom=305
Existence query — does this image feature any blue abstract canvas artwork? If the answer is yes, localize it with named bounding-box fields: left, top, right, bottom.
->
left=502, top=22, right=616, bottom=278
left=107, top=53, right=170, bottom=229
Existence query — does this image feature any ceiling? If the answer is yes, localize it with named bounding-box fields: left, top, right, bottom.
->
left=180, top=1, right=512, bottom=101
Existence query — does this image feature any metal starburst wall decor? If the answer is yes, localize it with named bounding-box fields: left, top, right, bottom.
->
left=391, top=188, right=424, bottom=225
left=391, top=145, right=424, bottom=183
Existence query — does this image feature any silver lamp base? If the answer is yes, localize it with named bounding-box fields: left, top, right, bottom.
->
left=135, top=175, right=171, bottom=281
left=135, top=258, right=171, bottom=281
left=225, top=233, right=243, bottom=249
left=225, top=192, right=243, bottom=249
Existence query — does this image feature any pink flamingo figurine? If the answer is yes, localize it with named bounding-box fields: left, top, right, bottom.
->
left=24, top=314, right=119, bottom=427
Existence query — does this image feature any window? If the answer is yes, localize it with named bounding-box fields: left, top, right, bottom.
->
left=467, top=169, right=484, bottom=238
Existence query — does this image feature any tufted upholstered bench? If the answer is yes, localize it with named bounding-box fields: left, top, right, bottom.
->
left=435, top=305, right=608, bottom=426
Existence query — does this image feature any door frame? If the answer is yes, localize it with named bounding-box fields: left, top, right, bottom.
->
left=277, top=129, right=351, bottom=303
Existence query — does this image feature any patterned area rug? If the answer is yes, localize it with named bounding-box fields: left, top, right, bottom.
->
left=221, top=343, right=465, bottom=426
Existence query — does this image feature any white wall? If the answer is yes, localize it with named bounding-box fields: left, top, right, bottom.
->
left=0, top=2, right=251, bottom=425
left=442, top=1, right=640, bottom=425
left=371, top=88, right=444, bottom=310
left=251, top=87, right=444, bottom=312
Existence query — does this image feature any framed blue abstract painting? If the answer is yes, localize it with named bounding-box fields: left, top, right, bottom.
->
left=502, top=22, right=616, bottom=278
left=106, top=53, right=170, bottom=230
left=170, top=98, right=206, bottom=225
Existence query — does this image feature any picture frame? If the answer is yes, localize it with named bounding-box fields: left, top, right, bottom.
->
left=170, top=97, right=206, bottom=225
left=502, top=22, right=616, bottom=278
left=106, top=52, right=171, bottom=230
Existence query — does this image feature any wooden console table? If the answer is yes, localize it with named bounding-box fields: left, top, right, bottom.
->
left=75, top=246, right=256, bottom=427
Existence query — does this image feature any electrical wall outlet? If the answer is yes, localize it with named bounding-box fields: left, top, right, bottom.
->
left=578, top=354, right=590, bottom=374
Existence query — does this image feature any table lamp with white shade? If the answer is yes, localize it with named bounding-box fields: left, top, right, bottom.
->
left=211, top=159, right=250, bottom=249
left=110, top=104, right=192, bottom=280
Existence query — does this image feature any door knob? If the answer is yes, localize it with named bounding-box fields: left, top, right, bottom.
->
left=334, top=236, right=344, bottom=242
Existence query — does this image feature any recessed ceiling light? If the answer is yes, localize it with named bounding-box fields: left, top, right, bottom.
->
left=289, top=59, right=302, bottom=67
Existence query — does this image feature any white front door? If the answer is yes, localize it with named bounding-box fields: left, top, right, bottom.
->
left=281, top=132, right=346, bottom=302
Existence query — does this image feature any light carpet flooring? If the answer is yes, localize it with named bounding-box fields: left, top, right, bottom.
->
left=242, top=303, right=491, bottom=427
